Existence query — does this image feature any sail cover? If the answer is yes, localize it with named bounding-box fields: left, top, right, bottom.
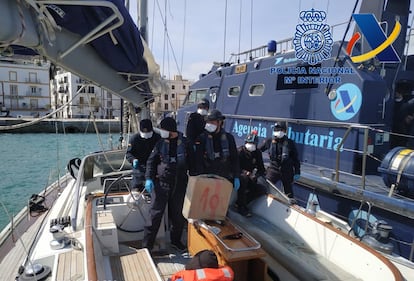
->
left=47, top=0, right=153, bottom=94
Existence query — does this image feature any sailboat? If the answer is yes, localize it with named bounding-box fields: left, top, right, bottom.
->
left=176, top=0, right=414, bottom=279
left=0, top=0, right=408, bottom=280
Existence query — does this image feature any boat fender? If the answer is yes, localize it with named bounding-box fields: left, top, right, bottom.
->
left=67, top=157, right=81, bottom=179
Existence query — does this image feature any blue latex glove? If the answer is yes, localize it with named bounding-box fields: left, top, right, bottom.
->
left=293, top=174, right=301, bottom=181
left=145, top=179, right=154, bottom=193
left=132, top=159, right=139, bottom=169
left=233, top=177, right=240, bottom=191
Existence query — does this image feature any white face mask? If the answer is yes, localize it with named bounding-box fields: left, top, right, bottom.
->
left=245, top=143, right=256, bottom=152
left=273, top=131, right=285, bottom=138
left=140, top=131, right=153, bottom=139
left=159, top=129, right=170, bottom=139
left=205, top=123, right=217, bottom=133
left=197, top=108, right=208, bottom=116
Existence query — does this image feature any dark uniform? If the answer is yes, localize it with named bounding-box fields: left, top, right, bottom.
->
left=259, top=122, right=300, bottom=198
left=186, top=98, right=209, bottom=141
left=236, top=132, right=267, bottom=216
left=186, top=98, right=209, bottom=176
left=143, top=117, right=188, bottom=251
left=126, top=119, right=160, bottom=189
left=194, top=110, right=240, bottom=183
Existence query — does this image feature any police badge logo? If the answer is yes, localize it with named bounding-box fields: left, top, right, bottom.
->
left=293, top=9, right=333, bottom=65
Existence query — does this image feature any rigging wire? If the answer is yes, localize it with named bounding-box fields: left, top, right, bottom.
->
left=237, top=0, right=242, bottom=63
left=180, top=0, right=187, bottom=73
left=154, top=0, right=182, bottom=78
left=249, top=0, right=253, bottom=60
left=223, top=0, right=228, bottom=62
left=324, top=0, right=360, bottom=96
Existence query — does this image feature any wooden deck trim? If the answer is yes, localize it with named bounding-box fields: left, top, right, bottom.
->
left=85, top=196, right=98, bottom=281
left=56, top=250, right=84, bottom=280
left=110, top=248, right=163, bottom=281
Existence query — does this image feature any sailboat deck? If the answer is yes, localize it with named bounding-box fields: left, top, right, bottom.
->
left=110, top=248, right=162, bottom=281
left=57, top=250, right=84, bottom=280
left=0, top=211, right=48, bottom=281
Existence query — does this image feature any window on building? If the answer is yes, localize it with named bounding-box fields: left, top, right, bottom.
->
left=91, top=97, right=96, bottom=105
left=88, top=86, right=95, bottom=94
left=228, top=86, right=240, bottom=97
left=9, top=71, right=17, bottom=81
left=249, top=84, right=265, bottom=96
left=64, top=76, right=68, bottom=83
left=107, top=100, right=112, bottom=108
left=183, top=85, right=186, bottom=90
left=31, top=87, right=37, bottom=94
left=10, top=85, right=18, bottom=96
left=171, top=85, right=175, bottom=90
left=29, top=72, right=37, bottom=83
left=164, top=94, right=168, bottom=100
left=164, top=103, right=169, bottom=110
left=171, top=93, right=176, bottom=99
left=30, top=99, right=38, bottom=109
left=79, top=97, right=85, bottom=105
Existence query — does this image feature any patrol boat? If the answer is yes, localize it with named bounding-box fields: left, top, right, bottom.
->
left=176, top=0, right=414, bottom=278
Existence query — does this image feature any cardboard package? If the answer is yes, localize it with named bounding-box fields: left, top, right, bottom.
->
left=182, top=174, right=233, bottom=220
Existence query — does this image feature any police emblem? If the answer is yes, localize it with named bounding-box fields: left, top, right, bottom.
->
left=293, top=9, right=333, bottom=65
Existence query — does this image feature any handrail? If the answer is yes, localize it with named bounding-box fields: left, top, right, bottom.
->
left=224, top=113, right=386, bottom=190
left=34, top=1, right=124, bottom=59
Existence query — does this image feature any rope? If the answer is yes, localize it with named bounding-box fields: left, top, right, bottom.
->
left=0, top=91, right=82, bottom=131
left=223, top=0, right=228, bottom=62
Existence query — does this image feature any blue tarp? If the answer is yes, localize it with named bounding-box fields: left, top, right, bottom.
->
left=47, top=0, right=150, bottom=93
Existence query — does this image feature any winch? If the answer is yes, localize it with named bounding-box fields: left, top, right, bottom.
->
left=361, top=220, right=394, bottom=254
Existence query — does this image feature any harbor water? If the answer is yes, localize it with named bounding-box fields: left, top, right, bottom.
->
left=0, top=132, right=122, bottom=229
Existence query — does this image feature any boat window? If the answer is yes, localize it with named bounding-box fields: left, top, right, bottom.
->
left=184, top=89, right=208, bottom=105
left=249, top=84, right=265, bottom=96
left=228, top=86, right=240, bottom=97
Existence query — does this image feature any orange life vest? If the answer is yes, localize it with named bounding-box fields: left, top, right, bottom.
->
left=170, top=266, right=234, bottom=281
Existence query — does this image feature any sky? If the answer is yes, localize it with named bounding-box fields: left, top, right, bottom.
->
left=130, top=0, right=414, bottom=81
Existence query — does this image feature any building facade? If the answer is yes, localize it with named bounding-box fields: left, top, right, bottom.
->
left=0, top=56, right=50, bottom=118
left=150, top=75, right=192, bottom=121
left=52, top=69, right=122, bottom=119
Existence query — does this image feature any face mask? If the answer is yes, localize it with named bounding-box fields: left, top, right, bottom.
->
left=140, top=131, right=153, bottom=139
left=245, top=143, right=256, bottom=152
left=273, top=131, right=285, bottom=138
left=159, top=129, right=170, bottom=139
left=197, top=108, right=208, bottom=116
left=205, top=123, right=217, bottom=133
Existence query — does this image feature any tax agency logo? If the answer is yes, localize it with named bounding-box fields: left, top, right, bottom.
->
left=346, top=14, right=401, bottom=63
left=293, top=9, right=333, bottom=65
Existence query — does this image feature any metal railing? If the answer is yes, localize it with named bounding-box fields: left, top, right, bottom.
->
left=224, top=113, right=387, bottom=190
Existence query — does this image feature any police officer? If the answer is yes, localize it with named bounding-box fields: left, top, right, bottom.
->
left=186, top=98, right=210, bottom=176
left=143, top=117, right=188, bottom=252
left=126, top=119, right=160, bottom=190
left=186, top=98, right=210, bottom=141
left=194, top=109, right=240, bottom=191
left=259, top=121, right=300, bottom=198
left=236, top=131, right=267, bottom=216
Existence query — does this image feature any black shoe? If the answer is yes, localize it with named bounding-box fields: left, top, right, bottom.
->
left=237, top=206, right=252, bottom=217
left=171, top=241, right=187, bottom=252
